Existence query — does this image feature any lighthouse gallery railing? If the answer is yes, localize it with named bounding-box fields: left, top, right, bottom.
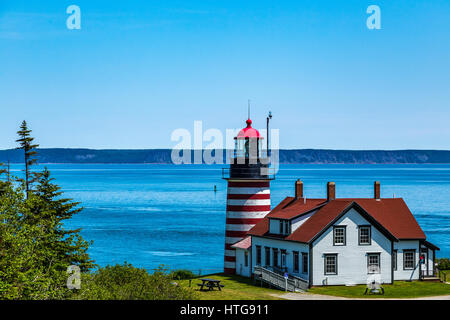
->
left=222, top=167, right=276, bottom=180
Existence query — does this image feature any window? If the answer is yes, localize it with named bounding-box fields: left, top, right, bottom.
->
left=256, top=246, right=261, bottom=266
left=285, top=221, right=290, bottom=234
left=281, top=249, right=287, bottom=267
left=404, top=250, right=416, bottom=270
left=273, top=248, right=279, bottom=267
left=393, top=250, right=397, bottom=271
left=367, top=253, right=380, bottom=273
left=333, top=226, right=346, bottom=246
left=293, top=251, right=299, bottom=272
left=279, top=220, right=290, bottom=235
left=244, top=251, right=248, bottom=267
left=265, top=247, right=270, bottom=266
left=359, top=226, right=371, bottom=245
left=302, top=252, right=308, bottom=274
left=324, top=254, right=337, bottom=275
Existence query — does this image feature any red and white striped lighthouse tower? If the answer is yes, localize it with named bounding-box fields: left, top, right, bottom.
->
left=223, top=118, right=275, bottom=274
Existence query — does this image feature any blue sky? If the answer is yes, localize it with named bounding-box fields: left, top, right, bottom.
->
left=0, top=0, right=449, bottom=149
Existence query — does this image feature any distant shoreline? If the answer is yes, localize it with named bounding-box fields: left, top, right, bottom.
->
left=1, top=148, right=450, bottom=164
left=5, top=163, right=450, bottom=165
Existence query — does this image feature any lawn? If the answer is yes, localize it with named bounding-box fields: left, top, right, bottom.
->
left=179, top=274, right=449, bottom=300
left=178, top=274, right=284, bottom=300
left=177, top=273, right=450, bottom=300
left=309, top=281, right=450, bottom=299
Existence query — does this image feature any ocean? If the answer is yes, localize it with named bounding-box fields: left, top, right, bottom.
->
left=8, top=163, right=450, bottom=273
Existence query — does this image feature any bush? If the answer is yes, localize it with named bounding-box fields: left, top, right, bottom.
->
left=436, top=258, right=450, bottom=270
left=171, top=269, right=196, bottom=280
left=73, top=263, right=197, bottom=300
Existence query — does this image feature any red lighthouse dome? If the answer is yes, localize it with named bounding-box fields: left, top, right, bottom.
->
left=235, top=119, right=263, bottom=139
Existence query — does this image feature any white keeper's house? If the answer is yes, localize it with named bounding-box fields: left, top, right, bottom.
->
left=222, top=116, right=439, bottom=288
left=232, top=180, right=440, bottom=287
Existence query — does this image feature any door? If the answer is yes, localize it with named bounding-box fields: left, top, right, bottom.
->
left=420, top=248, right=429, bottom=276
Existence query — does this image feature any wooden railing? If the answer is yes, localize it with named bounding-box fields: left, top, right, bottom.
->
left=437, top=268, right=447, bottom=282
left=254, top=266, right=309, bottom=292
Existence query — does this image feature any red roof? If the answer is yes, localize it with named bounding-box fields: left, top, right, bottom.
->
left=236, top=119, right=262, bottom=139
left=354, top=198, right=426, bottom=240
left=231, top=236, right=252, bottom=250
left=269, top=198, right=327, bottom=219
left=247, top=197, right=426, bottom=243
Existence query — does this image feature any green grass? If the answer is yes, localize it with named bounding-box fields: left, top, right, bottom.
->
left=178, top=274, right=284, bottom=300
left=309, top=281, right=450, bottom=299
left=178, top=274, right=450, bottom=300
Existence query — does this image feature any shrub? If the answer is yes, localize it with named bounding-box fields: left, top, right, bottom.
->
left=436, top=258, right=450, bottom=270
left=73, top=263, right=197, bottom=300
left=171, top=269, right=196, bottom=280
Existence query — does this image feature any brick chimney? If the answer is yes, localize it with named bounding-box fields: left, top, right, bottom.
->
left=327, top=182, right=335, bottom=201
left=295, top=180, right=303, bottom=199
left=374, top=181, right=381, bottom=200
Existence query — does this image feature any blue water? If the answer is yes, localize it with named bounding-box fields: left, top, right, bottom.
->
left=8, top=164, right=450, bottom=272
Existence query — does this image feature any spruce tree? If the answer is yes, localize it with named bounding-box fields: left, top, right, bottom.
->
left=16, top=121, right=39, bottom=198
left=32, top=168, right=94, bottom=272
left=0, top=169, right=94, bottom=299
left=0, top=123, right=95, bottom=299
left=0, top=162, right=9, bottom=194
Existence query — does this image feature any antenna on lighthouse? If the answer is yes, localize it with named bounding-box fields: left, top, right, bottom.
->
left=267, top=110, right=272, bottom=157
left=248, top=99, right=251, bottom=119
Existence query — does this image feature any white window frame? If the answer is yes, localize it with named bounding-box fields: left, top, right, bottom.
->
left=367, top=253, right=381, bottom=274
left=324, top=254, right=338, bottom=275
left=359, top=225, right=371, bottom=245
left=281, top=250, right=287, bottom=267
left=403, top=250, right=416, bottom=270
left=333, top=226, right=346, bottom=246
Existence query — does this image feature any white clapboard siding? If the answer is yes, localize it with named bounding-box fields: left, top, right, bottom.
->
left=394, top=240, right=420, bottom=280
left=311, top=208, right=392, bottom=286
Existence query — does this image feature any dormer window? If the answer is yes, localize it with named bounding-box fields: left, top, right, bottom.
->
left=279, top=220, right=291, bottom=235
left=269, top=218, right=291, bottom=235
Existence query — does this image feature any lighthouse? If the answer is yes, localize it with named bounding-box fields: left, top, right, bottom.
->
left=223, top=117, right=275, bottom=274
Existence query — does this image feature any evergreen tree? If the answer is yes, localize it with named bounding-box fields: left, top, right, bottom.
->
left=0, top=163, right=6, bottom=176
left=16, top=121, right=39, bottom=198
left=0, top=122, right=95, bottom=299
left=0, top=170, right=95, bottom=299
left=31, top=168, right=95, bottom=272
left=0, top=163, right=8, bottom=193
left=0, top=183, right=55, bottom=299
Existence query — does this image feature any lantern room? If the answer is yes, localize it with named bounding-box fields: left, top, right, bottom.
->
left=223, top=118, right=274, bottom=180
left=233, top=119, right=264, bottom=160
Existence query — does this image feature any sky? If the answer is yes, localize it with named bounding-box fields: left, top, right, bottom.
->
left=0, top=0, right=449, bottom=150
